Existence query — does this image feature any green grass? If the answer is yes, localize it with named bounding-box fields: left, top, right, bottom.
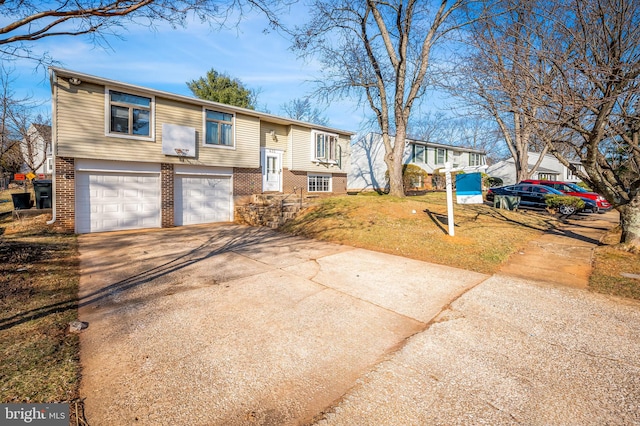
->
left=282, top=192, right=560, bottom=274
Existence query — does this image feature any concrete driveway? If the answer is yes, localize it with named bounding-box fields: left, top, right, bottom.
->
left=78, top=224, right=487, bottom=425
left=78, top=222, right=640, bottom=425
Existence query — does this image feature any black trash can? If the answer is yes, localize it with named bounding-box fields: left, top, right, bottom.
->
left=11, top=192, right=33, bottom=210
left=33, top=180, right=52, bottom=209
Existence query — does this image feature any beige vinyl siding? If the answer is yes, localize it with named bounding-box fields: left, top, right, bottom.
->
left=54, top=76, right=259, bottom=168
left=260, top=121, right=289, bottom=166
left=290, top=125, right=350, bottom=173
left=290, top=126, right=313, bottom=172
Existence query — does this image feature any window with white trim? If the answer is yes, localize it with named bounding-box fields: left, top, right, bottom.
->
left=108, top=90, right=152, bottom=137
left=312, top=131, right=338, bottom=162
left=308, top=174, right=331, bottom=192
left=205, top=110, right=234, bottom=147
left=469, top=153, right=483, bottom=166
left=435, top=148, right=447, bottom=165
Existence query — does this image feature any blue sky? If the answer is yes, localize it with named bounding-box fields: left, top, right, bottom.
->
left=8, top=7, right=368, bottom=132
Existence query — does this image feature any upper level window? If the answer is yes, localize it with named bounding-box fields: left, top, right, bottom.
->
left=469, top=153, right=483, bottom=166
left=205, top=110, right=234, bottom=147
left=109, top=91, right=151, bottom=137
left=412, top=145, right=425, bottom=163
left=435, top=148, right=447, bottom=165
left=313, top=131, right=338, bottom=162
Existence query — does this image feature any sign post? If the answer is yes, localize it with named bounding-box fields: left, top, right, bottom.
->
left=444, top=162, right=456, bottom=236
left=439, top=164, right=489, bottom=237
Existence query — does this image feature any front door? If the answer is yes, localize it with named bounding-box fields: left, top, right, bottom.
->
left=262, top=148, right=283, bottom=192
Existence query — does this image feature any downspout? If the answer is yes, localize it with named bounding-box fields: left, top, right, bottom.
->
left=46, top=68, right=57, bottom=225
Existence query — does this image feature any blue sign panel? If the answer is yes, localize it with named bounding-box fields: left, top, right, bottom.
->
left=456, top=172, right=483, bottom=204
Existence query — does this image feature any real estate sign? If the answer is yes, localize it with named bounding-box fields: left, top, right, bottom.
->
left=456, top=173, right=483, bottom=204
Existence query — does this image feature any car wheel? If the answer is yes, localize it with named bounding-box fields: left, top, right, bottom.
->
left=559, top=204, right=576, bottom=215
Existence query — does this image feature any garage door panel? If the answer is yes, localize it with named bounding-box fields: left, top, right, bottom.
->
left=76, top=171, right=160, bottom=233
left=175, top=175, right=232, bottom=226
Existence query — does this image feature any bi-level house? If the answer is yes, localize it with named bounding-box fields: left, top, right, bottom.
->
left=348, top=132, right=486, bottom=192
left=49, top=68, right=353, bottom=233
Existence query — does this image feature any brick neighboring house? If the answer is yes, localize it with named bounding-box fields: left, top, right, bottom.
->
left=49, top=67, right=353, bottom=233
left=348, top=132, right=487, bottom=192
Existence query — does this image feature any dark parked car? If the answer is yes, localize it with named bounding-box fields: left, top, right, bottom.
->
left=520, top=179, right=612, bottom=212
left=486, top=184, right=598, bottom=214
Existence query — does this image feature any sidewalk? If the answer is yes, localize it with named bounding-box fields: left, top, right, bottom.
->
left=498, top=210, right=619, bottom=288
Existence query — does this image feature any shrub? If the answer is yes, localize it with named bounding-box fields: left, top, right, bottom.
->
left=544, top=194, right=585, bottom=215
left=385, top=164, right=431, bottom=192
left=403, top=164, right=431, bottom=190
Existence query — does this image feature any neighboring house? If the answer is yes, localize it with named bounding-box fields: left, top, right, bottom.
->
left=348, top=132, right=487, bottom=192
left=49, top=67, right=353, bottom=234
left=486, top=151, right=582, bottom=186
left=21, top=123, right=53, bottom=176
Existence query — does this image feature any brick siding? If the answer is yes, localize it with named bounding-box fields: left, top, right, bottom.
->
left=282, top=169, right=308, bottom=194
left=54, top=156, right=75, bottom=233
left=161, top=163, right=174, bottom=228
left=332, top=173, right=347, bottom=194
left=234, top=167, right=262, bottom=196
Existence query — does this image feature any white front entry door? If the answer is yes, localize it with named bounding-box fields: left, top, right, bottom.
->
left=262, top=148, right=283, bottom=192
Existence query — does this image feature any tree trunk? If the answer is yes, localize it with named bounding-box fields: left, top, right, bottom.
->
left=386, top=126, right=407, bottom=197
left=618, top=193, right=640, bottom=250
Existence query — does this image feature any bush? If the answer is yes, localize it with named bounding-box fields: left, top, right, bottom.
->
left=403, top=164, right=431, bottom=191
left=385, top=164, right=431, bottom=192
left=544, top=194, right=585, bottom=215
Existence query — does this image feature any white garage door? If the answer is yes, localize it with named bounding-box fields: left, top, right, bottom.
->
left=175, top=175, right=232, bottom=226
left=76, top=172, right=160, bottom=233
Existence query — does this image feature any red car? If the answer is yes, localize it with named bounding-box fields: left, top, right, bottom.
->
left=520, top=180, right=612, bottom=212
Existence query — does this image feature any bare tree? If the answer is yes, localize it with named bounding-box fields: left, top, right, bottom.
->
left=0, top=0, right=288, bottom=63
left=291, top=0, right=471, bottom=197
left=451, top=0, right=565, bottom=182
left=408, top=111, right=505, bottom=162
left=465, top=0, right=640, bottom=248
left=281, top=98, right=328, bottom=126
left=536, top=0, right=640, bottom=248
left=0, top=66, right=31, bottom=178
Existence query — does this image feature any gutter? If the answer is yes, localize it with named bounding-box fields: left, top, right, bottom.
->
left=46, top=68, right=56, bottom=226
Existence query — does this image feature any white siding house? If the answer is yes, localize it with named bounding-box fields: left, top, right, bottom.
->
left=487, top=151, right=582, bottom=186
left=20, top=124, right=53, bottom=176
left=348, top=132, right=487, bottom=192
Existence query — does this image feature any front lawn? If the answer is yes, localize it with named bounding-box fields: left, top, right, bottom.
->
left=0, top=202, right=82, bottom=419
left=590, top=227, right=640, bottom=300
left=281, top=192, right=560, bottom=274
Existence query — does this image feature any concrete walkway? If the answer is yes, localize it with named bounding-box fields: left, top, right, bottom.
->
left=77, top=212, right=640, bottom=425
left=499, top=210, right=619, bottom=288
